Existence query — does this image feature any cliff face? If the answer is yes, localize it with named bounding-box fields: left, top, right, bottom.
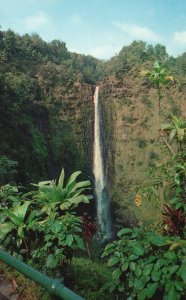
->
left=99, top=67, right=185, bottom=227
left=60, top=72, right=185, bottom=226
left=42, top=82, right=97, bottom=181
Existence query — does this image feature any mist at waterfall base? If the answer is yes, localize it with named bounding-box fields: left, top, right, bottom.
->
left=93, top=86, right=112, bottom=240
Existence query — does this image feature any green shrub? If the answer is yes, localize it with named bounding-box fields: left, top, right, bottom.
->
left=0, top=184, right=20, bottom=209
left=0, top=156, right=18, bottom=184
left=102, top=227, right=186, bottom=299
left=138, top=139, right=147, bottom=149
left=149, top=151, right=159, bottom=160
left=0, top=200, right=40, bottom=258
left=32, top=213, right=85, bottom=271
left=0, top=169, right=92, bottom=270
left=70, top=257, right=113, bottom=300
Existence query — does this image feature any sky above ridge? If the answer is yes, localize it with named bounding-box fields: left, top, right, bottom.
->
left=0, top=0, right=186, bottom=59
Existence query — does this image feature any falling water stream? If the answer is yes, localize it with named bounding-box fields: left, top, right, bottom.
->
left=93, top=86, right=112, bottom=240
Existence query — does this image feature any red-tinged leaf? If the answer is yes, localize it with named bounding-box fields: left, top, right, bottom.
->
left=163, top=204, right=186, bottom=238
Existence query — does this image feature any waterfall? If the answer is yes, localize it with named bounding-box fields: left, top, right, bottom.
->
left=93, top=86, right=112, bottom=240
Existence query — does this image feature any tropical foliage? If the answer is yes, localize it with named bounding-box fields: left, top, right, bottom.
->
left=142, top=61, right=174, bottom=125
left=102, top=227, right=186, bottom=300
left=0, top=169, right=93, bottom=266
left=137, top=62, right=186, bottom=226
left=33, top=213, right=85, bottom=270
left=161, top=115, right=186, bottom=144
left=33, top=168, right=93, bottom=214
left=163, top=204, right=186, bottom=238
left=0, top=201, right=39, bottom=252
left=0, top=28, right=186, bottom=299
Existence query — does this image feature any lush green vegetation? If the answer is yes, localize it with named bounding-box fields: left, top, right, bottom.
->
left=1, top=29, right=186, bottom=185
left=101, top=103, right=186, bottom=299
left=0, top=169, right=92, bottom=263
left=0, top=28, right=186, bottom=299
left=103, top=228, right=186, bottom=299
left=0, top=28, right=104, bottom=184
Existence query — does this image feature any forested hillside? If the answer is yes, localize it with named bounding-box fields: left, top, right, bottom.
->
left=0, top=29, right=186, bottom=186
left=0, top=29, right=103, bottom=184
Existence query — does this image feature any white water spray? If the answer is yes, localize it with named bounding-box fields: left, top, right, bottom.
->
left=93, top=86, right=112, bottom=240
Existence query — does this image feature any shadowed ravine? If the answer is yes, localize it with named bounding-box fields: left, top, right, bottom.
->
left=93, top=86, right=112, bottom=240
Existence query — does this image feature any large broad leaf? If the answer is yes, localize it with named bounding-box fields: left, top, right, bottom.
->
left=18, top=225, right=25, bottom=238
left=21, top=191, right=37, bottom=200
left=60, top=195, right=90, bottom=210
left=66, top=234, right=74, bottom=246
left=117, top=228, right=133, bottom=237
left=172, top=115, right=179, bottom=126
left=65, top=181, right=76, bottom=196
left=41, top=201, right=60, bottom=213
left=0, top=222, right=16, bottom=239
left=86, top=195, right=93, bottom=200
left=149, top=235, right=167, bottom=247
left=151, top=269, right=161, bottom=281
left=33, top=180, right=52, bottom=187
left=13, top=201, right=30, bottom=220
left=131, top=244, right=144, bottom=256
left=50, top=221, right=62, bottom=234
left=146, top=283, right=158, bottom=298
left=68, top=180, right=91, bottom=196
left=60, top=202, right=72, bottom=210
left=102, top=243, right=115, bottom=257
left=161, top=123, right=173, bottom=130
left=174, top=173, right=180, bottom=185
left=169, top=129, right=177, bottom=141
left=143, top=264, right=153, bottom=276
left=108, top=256, right=120, bottom=267
left=5, top=209, right=21, bottom=226
left=112, top=268, right=122, bottom=280
left=46, top=254, right=58, bottom=268
left=68, top=195, right=90, bottom=204
left=66, top=171, right=82, bottom=189
left=58, top=168, right=65, bottom=190
left=69, top=187, right=91, bottom=198
left=177, top=128, right=185, bottom=141
left=26, top=210, right=39, bottom=225
left=74, top=235, right=85, bottom=250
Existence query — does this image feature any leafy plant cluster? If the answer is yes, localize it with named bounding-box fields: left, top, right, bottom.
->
left=102, top=227, right=186, bottom=300
left=101, top=62, right=186, bottom=300
left=0, top=169, right=93, bottom=273
left=135, top=62, right=186, bottom=225
left=0, top=156, right=18, bottom=184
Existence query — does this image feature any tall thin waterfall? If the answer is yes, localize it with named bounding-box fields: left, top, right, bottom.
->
left=93, top=86, right=112, bottom=240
